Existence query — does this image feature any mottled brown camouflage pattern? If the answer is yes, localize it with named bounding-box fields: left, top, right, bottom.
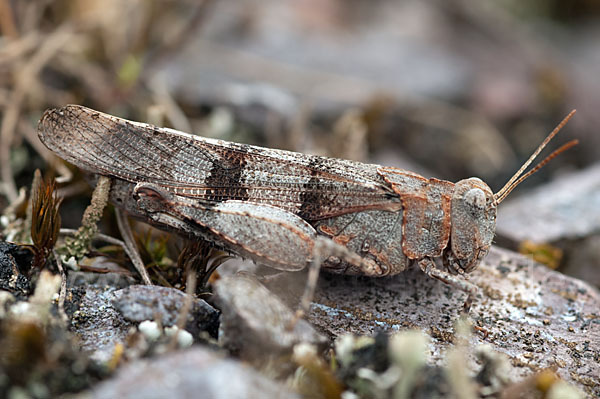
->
left=38, top=105, right=504, bottom=306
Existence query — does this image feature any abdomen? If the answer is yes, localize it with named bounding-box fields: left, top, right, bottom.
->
left=312, top=209, right=409, bottom=276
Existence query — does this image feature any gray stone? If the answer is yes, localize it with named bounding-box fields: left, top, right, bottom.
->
left=0, top=240, right=32, bottom=298
left=561, top=234, right=600, bottom=288
left=112, top=285, right=219, bottom=338
left=269, top=247, right=600, bottom=397
left=85, top=347, right=299, bottom=399
left=497, top=163, right=600, bottom=243
left=214, top=273, right=327, bottom=360
left=70, top=286, right=132, bottom=364
left=496, top=163, right=600, bottom=287
left=68, top=271, right=136, bottom=289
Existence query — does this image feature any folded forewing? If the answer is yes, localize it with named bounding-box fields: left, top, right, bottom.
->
left=38, top=105, right=400, bottom=220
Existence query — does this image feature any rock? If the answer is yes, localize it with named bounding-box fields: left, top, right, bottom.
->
left=161, top=2, right=470, bottom=108
left=560, top=235, right=600, bottom=288
left=282, top=247, right=600, bottom=397
left=0, top=240, right=32, bottom=298
left=0, top=271, right=107, bottom=398
left=84, top=346, right=300, bottom=399
left=497, top=163, right=600, bottom=243
left=496, top=163, right=600, bottom=286
left=112, top=285, right=219, bottom=338
left=67, top=257, right=137, bottom=289
left=214, top=273, right=327, bottom=362
left=70, top=286, right=133, bottom=364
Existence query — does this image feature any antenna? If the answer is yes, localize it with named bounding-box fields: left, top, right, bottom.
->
left=494, top=110, right=578, bottom=204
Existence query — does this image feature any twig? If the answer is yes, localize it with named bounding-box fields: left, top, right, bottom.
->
left=60, top=228, right=129, bottom=247
left=0, top=32, right=40, bottom=66
left=61, top=226, right=153, bottom=283
left=53, top=249, right=68, bottom=325
left=18, top=118, right=73, bottom=183
left=115, top=209, right=153, bottom=285
left=52, top=54, right=116, bottom=108
left=55, top=180, right=89, bottom=200
left=148, top=78, right=193, bottom=133
left=167, top=271, right=196, bottom=351
left=0, top=88, right=23, bottom=202
left=0, top=25, right=72, bottom=202
left=0, top=0, right=18, bottom=38
left=142, top=0, right=215, bottom=76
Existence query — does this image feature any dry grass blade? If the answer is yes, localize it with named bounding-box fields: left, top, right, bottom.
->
left=30, top=169, right=62, bottom=270
left=0, top=0, right=18, bottom=38
left=0, top=25, right=73, bottom=202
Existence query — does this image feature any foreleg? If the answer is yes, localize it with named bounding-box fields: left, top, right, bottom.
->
left=418, top=257, right=478, bottom=312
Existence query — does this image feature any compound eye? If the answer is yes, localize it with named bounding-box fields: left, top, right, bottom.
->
left=464, top=188, right=486, bottom=211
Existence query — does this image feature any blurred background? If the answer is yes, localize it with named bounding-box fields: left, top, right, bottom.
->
left=1, top=0, right=599, bottom=283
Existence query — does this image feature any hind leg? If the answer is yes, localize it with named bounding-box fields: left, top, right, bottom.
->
left=135, top=185, right=386, bottom=317
left=292, top=235, right=388, bottom=326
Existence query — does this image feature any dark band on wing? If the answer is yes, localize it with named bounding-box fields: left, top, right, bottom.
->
left=38, top=105, right=401, bottom=219
left=204, top=144, right=250, bottom=203
left=298, top=156, right=335, bottom=220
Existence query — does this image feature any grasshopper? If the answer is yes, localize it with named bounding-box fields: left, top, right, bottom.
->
left=37, top=105, right=577, bottom=311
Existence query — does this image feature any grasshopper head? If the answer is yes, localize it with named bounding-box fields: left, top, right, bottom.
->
left=443, top=110, right=578, bottom=275
left=444, top=178, right=496, bottom=274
